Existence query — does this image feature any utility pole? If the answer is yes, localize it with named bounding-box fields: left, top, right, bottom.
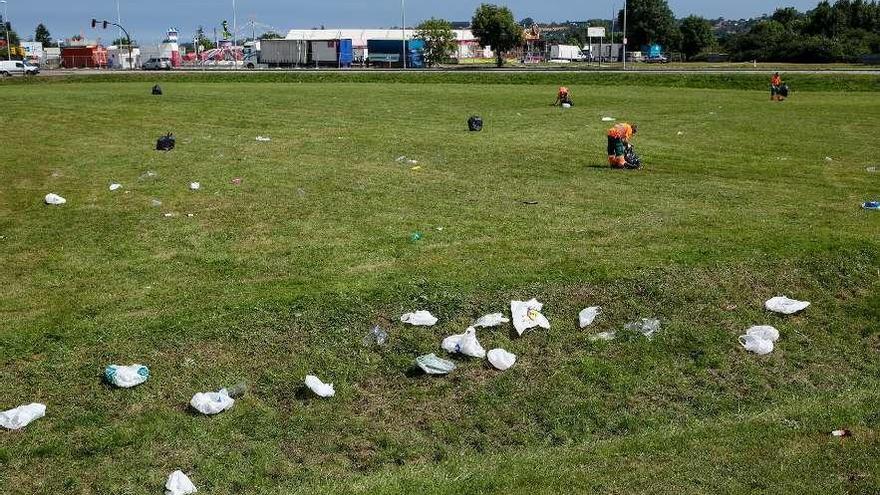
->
left=622, top=0, right=628, bottom=70
left=116, top=0, right=122, bottom=42
left=2, top=0, right=10, bottom=61
left=401, top=0, right=406, bottom=69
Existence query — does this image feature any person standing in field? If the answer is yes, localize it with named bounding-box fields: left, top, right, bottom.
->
left=770, top=72, right=784, bottom=101
left=607, top=122, right=639, bottom=169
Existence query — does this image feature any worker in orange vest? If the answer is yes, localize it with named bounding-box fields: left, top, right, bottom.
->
left=607, top=122, right=639, bottom=169
left=770, top=72, right=784, bottom=101
left=554, top=86, right=573, bottom=107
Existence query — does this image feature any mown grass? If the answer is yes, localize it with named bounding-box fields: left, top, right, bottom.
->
left=0, top=79, right=878, bottom=494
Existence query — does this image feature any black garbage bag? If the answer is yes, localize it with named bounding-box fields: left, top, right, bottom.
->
left=156, top=133, right=175, bottom=151
left=624, top=146, right=642, bottom=169
left=779, top=83, right=789, bottom=98
left=468, top=116, right=483, bottom=132
left=152, top=84, right=163, bottom=95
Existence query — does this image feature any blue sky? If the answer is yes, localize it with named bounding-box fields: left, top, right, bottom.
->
left=6, top=0, right=822, bottom=45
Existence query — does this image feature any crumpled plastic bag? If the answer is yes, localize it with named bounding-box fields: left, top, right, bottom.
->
left=104, top=364, right=150, bottom=388
left=0, top=403, right=46, bottom=430
left=415, top=354, right=456, bottom=375
left=109, top=183, right=122, bottom=191
left=589, top=331, right=616, bottom=342
left=44, top=193, right=66, bottom=205
left=189, top=182, right=200, bottom=190
left=190, top=389, right=234, bottom=415
left=739, top=334, right=774, bottom=355
left=579, top=307, right=601, bottom=328
left=363, top=325, right=388, bottom=346
left=765, top=296, right=810, bottom=315
left=601, top=117, right=616, bottom=122
left=304, top=375, right=335, bottom=398
left=255, top=136, right=271, bottom=142
left=625, top=318, right=661, bottom=339
left=400, top=310, right=438, bottom=326
left=441, top=327, right=486, bottom=358
left=165, top=470, right=197, bottom=495
left=511, top=299, right=550, bottom=336
left=487, top=348, right=516, bottom=370
left=745, top=325, right=779, bottom=342
left=473, top=313, right=510, bottom=328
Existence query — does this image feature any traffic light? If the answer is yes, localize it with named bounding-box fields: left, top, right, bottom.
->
left=103, top=21, right=109, bottom=29
left=91, top=19, right=97, bottom=29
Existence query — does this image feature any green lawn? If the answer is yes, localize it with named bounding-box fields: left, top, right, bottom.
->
left=1, top=77, right=879, bottom=494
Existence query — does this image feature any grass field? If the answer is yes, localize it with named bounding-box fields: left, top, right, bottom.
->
left=1, top=75, right=879, bottom=494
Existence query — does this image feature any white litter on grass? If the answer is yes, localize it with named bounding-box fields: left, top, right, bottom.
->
left=44, top=193, right=66, bottom=205
left=415, top=354, right=456, bottom=375
left=578, top=307, right=601, bottom=328
left=601, top=117, right=615, bottom=122
left=511, top=299, right=550, bottom=336
left=487, top=348, right=517, bottom=370
left=109, top=183, right=122, bottom=191
left=0, top=403, right=46, bottom=430
left=104, top=364, right=150, bottom=388
left=562, top=103, right=571, bottom=109
left=441, top=327, right=486, bottom=358
left=151, top=199, right=163, bottom=207
left=825, top=156, right=834, bottom=162
left=867, top=167, right=877, bottom=173
left=165, top=470, right=197, bottom=495
left=189, top=182, right=200, bottom=190
left=255, top=136, right=271, bottom=142
left=589, top=331, right=616, bottom=342
left=473, top=313, right=510, bottom=328
left=739, top=325, right=780, bottom=355
left=304, top=375, right=335, bottom=398
left=625, top=318, right=661, bottom=339
left=163, top=213, right=175, bottom=218
left=190, top=389, right=234, bottom=415
left=400, top=310, right=438, bottom=326
left=765, top=296, right=810, bottom=315
left=676, top=131, right=684, bottom=136
left=745, top=325, right=780, bottom=342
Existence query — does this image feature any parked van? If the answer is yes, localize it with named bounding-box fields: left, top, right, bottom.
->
left=0, top=60, right=40, bottom=76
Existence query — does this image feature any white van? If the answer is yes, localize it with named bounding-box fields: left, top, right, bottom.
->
left=0, top=60, right=40, bottom=76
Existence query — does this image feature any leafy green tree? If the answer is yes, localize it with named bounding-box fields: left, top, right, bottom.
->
left=415, top=18, right=458, bottom=67
left=678, top=16, right=715, bottom=59
left=2, top=21, right=20, bottom=45
left=35, top=23, right=53, bottom=46
left=471, top=3, right=524, bottom=67
left=111, top=37, right=137, bottom=47
left=519, top=17, right=535, bottom=27
left=194, top=26, right=215, bottom=51
left=259, top=31, right=283, bottom=40
left=617, top=0, right=677, bottom=49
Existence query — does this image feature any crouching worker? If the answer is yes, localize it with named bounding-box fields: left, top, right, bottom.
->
left=770, top=72, right=788, bottom=101
left=607, top=122, right=640, bottom=169
left=554, top=86, right=573, bottom=107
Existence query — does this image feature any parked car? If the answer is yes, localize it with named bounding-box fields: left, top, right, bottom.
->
left=0, top=60, right=40, bottom=76
left=645, top=54, right=669, bottom=64
left=142, top=57, right=172, bottom=70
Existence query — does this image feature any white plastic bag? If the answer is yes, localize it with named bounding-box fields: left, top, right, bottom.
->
left=601, top=117, right=616, bottom=122
left=109, top=183, right=122, bottom=191
left=739, top=334, right=774, bottom=355
left=625, top=318, right=661, bottom=339
left=165, top=470, right=197, bottom=495
left=0, top=403, right=46, bottom=430
left=589, top=331, right=616, bottom=342
left=104, top=364, right=150, bottom=388
left=765, top=296, right=810, bottom=315
left=578, top=307, right=601, bottom=328
left=304, top=375, right=335, bottom=398
left=255, top=136, right=271, bottom=142
left=190, top=389, right=234, bottom=415
left=511, top=299, right=550, bottom=336
left=44, top=193, right=66, bottom=205
left=400, top=310, right=438, bottom=327
left=189, top=182, right=201, bottom=191
left=487, top=348, right=516, bottom=370
left=415, top=354, right=456, bottom=375
left=473, top=313, right=510, bottom=328
left=745, top=325, right=779, bottom=342
left=441, top=327, right=486, bottom=358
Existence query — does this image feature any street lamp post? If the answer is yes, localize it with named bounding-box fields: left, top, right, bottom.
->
left=2, top=0, right=10, bottom=61
left=622, top=0, right=628, bottom=70
left=401, top=0, right=406, bottom=69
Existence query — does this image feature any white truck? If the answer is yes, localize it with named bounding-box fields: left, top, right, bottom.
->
left=550, top=45, right=587, bottom=61
left=0, top=60, right=40, bottom=76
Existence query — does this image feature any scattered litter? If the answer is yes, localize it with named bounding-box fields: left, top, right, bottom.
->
left=409, top=232, right=423, bottom=242
left=831, top=429, right=852, bottom=438
left=624, top=318, right=661, bottom=339
left=521, top=200, right=539, bottom=205
left=140, top=170, right=157, bottom=180
left=226, top=382, right=248, bottom=398
left=474, top=313, right=510, bottom=328
left=396, top=156, right=408, bottom=162
left=765, top=296, right=810, bottom=315
left=411, top=166, right=422, bottom=171
left=589, top=331, right=616, bottom=342
left=400, top=310, right=437, bottom=326
left=363, top=325, right=388, bottom=346
left=190, top=389, right=234, bottom=415
left=867, top=167, right=876, bottom=173
left=109, top=183, right=122, bottom=191
left=187, top=213, right=195, bottom=218
left=824, top=156, right=833, bottom=162
left=0, top=403, right=46, bottom=430
left=436, top=226, right=444, bottom=231
left=725, top=304, right=738, bottom=311
left=562, top=103, right=571, bottom=109
left=676, top=131, right=684, bottom=136
left=163, top=213, right=174, bottom=218
left=863, top=201, right=880, bottom=210
left=165, top=470, right=197, bottom=495
left=255, top=136, right=271, bottom=142
left=511, top=299, right=550, bottom=336
left=408, top=159, right=419, bottom=165
left=189, top=182, right=200, bottom=191
left=156, top=133, right=176, bottom=151
left=578, top=307, right=601, bottom=328
left=151, top=199, right=163, bottom=207
left=231, top=178, right=242, bottom=186
left=415, top=353, right=456, bottom=375
left=297, top=188, right=306, bottom=197
left=442, top=327, right=486, bottom=358
left=601, top=117, right=615, bottom=122
left=304, top=375, right=335, bottom=398
left=104, top=364, right=150, bottom=388
left=745, top=325, right=780, bottom=342
left=44, top=193, right=66, bottom=205
left=739, top=333, right=774, bottom=355
left=487, top=348, right=517, bottom=370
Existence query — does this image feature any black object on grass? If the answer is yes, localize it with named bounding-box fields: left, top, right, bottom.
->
left=152, top=84, right=163, bottom=95
left=156, top=133, right=175, bottom=151
left=468, top=116, right=483, bottom=132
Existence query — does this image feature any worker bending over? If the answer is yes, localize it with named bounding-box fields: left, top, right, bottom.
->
left=607, top=122, right=640, bottom=169
left=554, top=86, right=573, bottom=107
